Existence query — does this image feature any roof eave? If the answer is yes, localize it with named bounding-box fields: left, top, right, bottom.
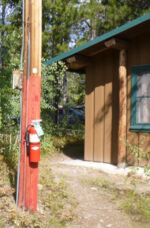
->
left=44, top=13, right=150, bottom=66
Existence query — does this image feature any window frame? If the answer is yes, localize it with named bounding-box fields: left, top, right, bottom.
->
left=130, top=65, right=150, bottom=132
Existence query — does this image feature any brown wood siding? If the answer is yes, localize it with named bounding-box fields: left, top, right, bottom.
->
left=111, top=53, right=119, bottom=165
left=84, top=64, right=94, bottom=161
left=85, top=50, right=119, bottom=164
left=85, top=30, right=150, bottom=165
left=127, top=31, right=150, bottom=165
left=93, top=56, right=105, bottom=162
left=103, top=52, right=113, bottom=163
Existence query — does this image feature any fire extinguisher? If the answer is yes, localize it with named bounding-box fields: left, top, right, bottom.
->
left=26, top=125, right=40, bottom=163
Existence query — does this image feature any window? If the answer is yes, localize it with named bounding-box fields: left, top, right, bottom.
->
left=131, top=65, right=150, bottom=132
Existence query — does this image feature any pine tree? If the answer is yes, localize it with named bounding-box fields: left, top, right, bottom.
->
left=42, top=0, right=81, bottom=59
left=98, top=0, right=150, bottom=34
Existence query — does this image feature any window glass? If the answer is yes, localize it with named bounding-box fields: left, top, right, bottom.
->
left=136, top=72, right=150, bottom=124
left=137, top=72, right=150, bottom=96
left=137, top=97, right=150, bottom=123
left=131, top=65, right=150, bottom=132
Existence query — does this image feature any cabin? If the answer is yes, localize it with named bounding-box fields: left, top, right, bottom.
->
left=45, top=13, right=150, bottom=167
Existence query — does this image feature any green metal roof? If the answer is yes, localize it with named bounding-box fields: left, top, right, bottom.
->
left=45, top=13, right=150, bottom=66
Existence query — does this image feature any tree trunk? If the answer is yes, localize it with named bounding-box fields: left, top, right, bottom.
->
left=62, top=72, right=67, bottom=117
left=53, top=73, right=61, bottom=124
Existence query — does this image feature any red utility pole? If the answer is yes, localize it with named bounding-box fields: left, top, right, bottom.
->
left=17, top=0, right=42, bottom=212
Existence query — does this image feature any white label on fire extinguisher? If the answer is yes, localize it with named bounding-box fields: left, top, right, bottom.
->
left=32, top=146, right=39, bottom=150
left=30, top=134, right=40, bottom=143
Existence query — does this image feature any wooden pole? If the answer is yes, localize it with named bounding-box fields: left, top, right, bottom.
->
left=18, top=0, right=42, bottom=211
left=17, top=0, right=29, bottom=210
left=118, top=49, right=127, bottom=167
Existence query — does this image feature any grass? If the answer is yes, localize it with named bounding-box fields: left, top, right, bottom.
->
left=3, top=131, right=149, bottom=227
left=82, top=175, right=150, bottom=227
left=0, top=135, right=77, bottom=228
left=41, top=133, right=84, bottom=157
left=52, top=135, right=84, bottom=159
left=38, top=157, right=77, bottom=227
left=40, top=133, right=55, bottom=156
left=120, top=190, right=150, bottom=222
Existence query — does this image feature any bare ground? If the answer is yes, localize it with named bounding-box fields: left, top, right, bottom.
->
left=49, top=153, right=150, bottom=228
left=1, top=149, right=150, bottom=228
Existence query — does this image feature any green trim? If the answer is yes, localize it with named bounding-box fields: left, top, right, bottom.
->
left=137, top=96, right=150, bottom=98
left=130, top=128, right=150, bottom=133
left=131, top=68, right=137, bottom=127
left=45, top=13, right=150, bottom=66
left=132, top=64, right=150, bottom=73
left=131, top=65, right=150, bottom=132
left=130, top=125, right=150, bottom=132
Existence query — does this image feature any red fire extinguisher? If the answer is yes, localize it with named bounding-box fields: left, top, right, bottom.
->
left=26, top=125, right=40, bottom=163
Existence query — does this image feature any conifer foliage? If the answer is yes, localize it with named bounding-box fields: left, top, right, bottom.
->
left=0, top=0, right=150, bottom=128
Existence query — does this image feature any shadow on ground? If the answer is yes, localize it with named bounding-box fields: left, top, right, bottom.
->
left=62, top=138, right=84, bottom=160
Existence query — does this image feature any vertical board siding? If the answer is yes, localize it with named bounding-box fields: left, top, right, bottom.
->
left=127, top=41, right=139, bottom=165
left=103, top=52, right=113, bottom=163
left=139, top=133, right=150, bottom=167
left=85, top=30, right=150, bottom=165
left=111, top=52, right=119, bottom=164
left=84, top=64, right=94, bottom=161
left=127, top=31, right=150, bottom=165
left=137, top=34, right=150, bottom=166
left=85, top=50, right=119, bottom=164
left=93, top=56, right=105, bottom=162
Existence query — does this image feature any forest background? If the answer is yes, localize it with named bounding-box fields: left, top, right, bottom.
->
left=0, top=0, right=150, bottom=134
left=1, top=2, right=150, bottom=226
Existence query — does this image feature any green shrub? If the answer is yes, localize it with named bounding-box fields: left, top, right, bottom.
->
left=40, top=134, right=54, bottom=156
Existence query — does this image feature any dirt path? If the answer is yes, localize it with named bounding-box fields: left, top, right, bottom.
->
left=49, top=154, right=144, bottom=228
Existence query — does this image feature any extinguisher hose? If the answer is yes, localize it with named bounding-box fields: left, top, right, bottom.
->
left=25, top=124, right=31, bottom=155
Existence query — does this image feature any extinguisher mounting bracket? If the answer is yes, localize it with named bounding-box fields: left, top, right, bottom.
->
left=31, top=119, right=42, bottom=124
left=31, top=119, right=44, bottom=137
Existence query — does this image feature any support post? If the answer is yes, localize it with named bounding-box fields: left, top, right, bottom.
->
left=118, top=49, right=127, bottom=167
left=18, top=0, right=42, bottom=211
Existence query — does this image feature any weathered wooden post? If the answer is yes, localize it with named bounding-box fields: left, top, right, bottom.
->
left=105, top=39, right=128, bottom=166
left=118, top=49, right=127, bottom=167
left=18, top=0, right=42, bottom=211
